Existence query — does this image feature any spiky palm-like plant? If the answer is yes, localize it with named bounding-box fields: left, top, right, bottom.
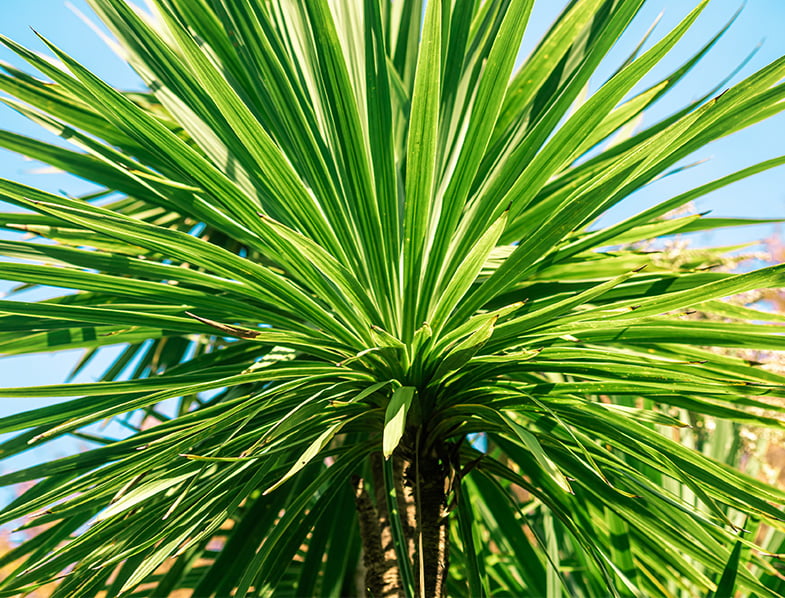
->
left=2, top=1, right=785, bottom=596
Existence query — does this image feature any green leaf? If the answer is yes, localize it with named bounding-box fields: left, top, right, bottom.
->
left=500, top=412, right=572, bottom=494
left=263, top=420, right=345, bottom=495
left=710, top=540, right=743, bottom=598
left=402, top=0, right=442, bottom=340
left=382, top=386, right=416, bottom=458
left=457, top=478, right=488, bottom=598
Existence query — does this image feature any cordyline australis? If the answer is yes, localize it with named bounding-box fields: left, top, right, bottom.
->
left=0, top=0, right=785, bottom=596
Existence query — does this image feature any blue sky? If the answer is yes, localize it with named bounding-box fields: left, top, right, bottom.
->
left=0, top=1, right=784, bottom=492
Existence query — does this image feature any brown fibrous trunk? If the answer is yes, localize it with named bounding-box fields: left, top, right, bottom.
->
left=353, top=442, right=451, bottom=598
left=413, top=448, right=449, bottom=598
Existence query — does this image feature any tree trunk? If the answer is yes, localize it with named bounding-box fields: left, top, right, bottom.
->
left=412, top=448, right=449, bottom=598
left=352, top=474, right=394, bottom=598
left=354, top=443, right=450, bottom=598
